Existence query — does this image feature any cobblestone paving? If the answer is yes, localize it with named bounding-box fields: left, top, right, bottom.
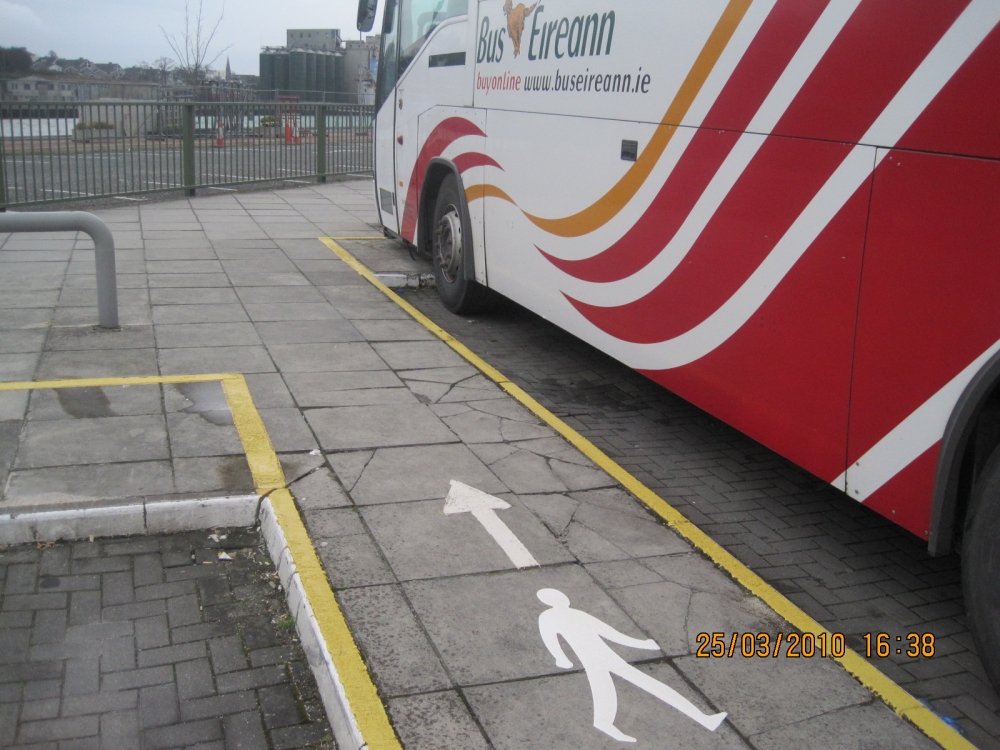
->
left=0, top=529, right=334, bottom=750
left=405, top=286, right=1000, bottom=749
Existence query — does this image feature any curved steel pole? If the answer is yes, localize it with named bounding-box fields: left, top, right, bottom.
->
left=0, top=211, right=118, bottom=328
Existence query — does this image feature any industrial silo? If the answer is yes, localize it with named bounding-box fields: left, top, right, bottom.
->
left=315, top=52, right=328, bottom=102
left=273, top=51, right=290, bottom=96
left=305, top=51, right=317, bottom=101
left=259, top=51, right=275, bottom=100
left=325, top=53, right=339, bottom=101
left=334, top=54, right=348, bottom=103
left=289, top=49, right=307, bottom=96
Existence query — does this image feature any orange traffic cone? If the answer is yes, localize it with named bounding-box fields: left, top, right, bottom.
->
left=215, top=119, right=225, bottom=147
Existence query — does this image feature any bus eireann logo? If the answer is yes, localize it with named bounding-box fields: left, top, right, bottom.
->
left=504, top=1, right=538, bottom=58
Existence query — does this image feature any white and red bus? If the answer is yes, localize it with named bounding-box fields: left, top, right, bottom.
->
left=357, top=0, right=1000, bottom=688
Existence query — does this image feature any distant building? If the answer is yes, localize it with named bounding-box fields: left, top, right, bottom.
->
left=3, top=75, right=81, bottom=102
left=286, top=29, right=343, bottom=52
left=29, top=56, right=124, bottom=79
left=3, top=75, right=159, bottom=103
left=259, top=31, right=379, bottom=104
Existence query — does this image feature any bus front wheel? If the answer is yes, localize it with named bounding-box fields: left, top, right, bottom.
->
left=431, top=174, right=496, bottom=314
left=963, top=442, right=1000, bottom=692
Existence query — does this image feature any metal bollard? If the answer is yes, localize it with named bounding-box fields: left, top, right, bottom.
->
left=0, top=211, right=119, bottom=328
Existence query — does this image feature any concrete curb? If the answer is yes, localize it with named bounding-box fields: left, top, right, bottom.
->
left=0, top=495, right=260, bottom=544
left=374, top=271, right=434, bottom=288
left=258, top=497, right=367, bottom=750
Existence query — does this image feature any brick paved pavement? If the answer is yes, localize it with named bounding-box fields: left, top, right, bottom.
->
left=0, top=529, right=335, bottom=750
left=404, top=285, right=1000, bottom=749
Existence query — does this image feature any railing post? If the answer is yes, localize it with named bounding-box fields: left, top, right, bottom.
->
left=182, top=103, right=196, bottom=196
left=316, top=104, right=327, bottom=183
left=0, top=124, right=7, bottom=212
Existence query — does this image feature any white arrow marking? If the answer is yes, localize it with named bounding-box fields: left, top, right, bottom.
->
left=443, top=480, right=539, bottom=569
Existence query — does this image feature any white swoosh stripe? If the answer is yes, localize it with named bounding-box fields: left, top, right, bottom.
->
left=576, top=0, right=1000, bottom=376
left=536, top=0, right=777, bottom=260
left=839, top=337, right=1000, bottom=500
left=558, top=0, right=864, bottom=301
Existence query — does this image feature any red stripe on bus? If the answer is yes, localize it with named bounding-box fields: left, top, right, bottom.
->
left=400, top=118, right=486, bottom=242
left=540, top=0, right=829, bottom=282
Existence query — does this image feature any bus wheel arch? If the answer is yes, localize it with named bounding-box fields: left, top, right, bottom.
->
left=931, top=348, right=1000, bottom=692
left=929, top=348, right=1000, bottom=556
left=419, top=160, right=496, bottom=314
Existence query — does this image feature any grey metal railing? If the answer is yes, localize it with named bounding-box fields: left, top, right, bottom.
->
left=0, top=101, right=375, bottom=208
left=0, top=211, right=118, bottom=328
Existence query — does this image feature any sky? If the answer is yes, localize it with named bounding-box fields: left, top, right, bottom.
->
left=0, top=0, right=383, bottom=76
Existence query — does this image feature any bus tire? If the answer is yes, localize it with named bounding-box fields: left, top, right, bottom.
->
left=962, top=442, right=1000, bottom=692
left=431, top=174, right=496, bottom=314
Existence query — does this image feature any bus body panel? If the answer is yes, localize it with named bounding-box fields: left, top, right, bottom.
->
left=845, top=149, right=1000, bottom=537
left=394, top=15, right=473, bottom=244
left=375, top=0, right=1000, bottom=542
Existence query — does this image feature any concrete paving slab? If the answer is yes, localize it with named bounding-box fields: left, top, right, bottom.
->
left=244, top=373, right=297, bottom=408
left=305, top=403, right=457, bottom=451
left=151, top=303, right=250, bottom=325
left=310, top=512, right=397, bottom=589
left=165, top=412, right=245, bottom=458
left=148, top=287, right=240, bottom=305
left=154, top=322, right=264, bottom=349
left=244, top=303, right=342, bottom=322
left=0, top=353, right=40, bottom=382
left=362, top=495, right=575, bottom=580
left=235, top=286, right=329, bottom=304
left=465, top=665, right=749, bottom=750
left=158, top=346, right=277, bottom=375
left=15, top=414, right=169, bottom=468
left=369, top=341, right=469, bottom=371
left=27, top=385, right=162, bottom=421
left=0, top=331, right=48, bottom=355
left=3, top=461, right=176, bottom=509
left=387, top=691, right=491, bottom=750
left=337, top=584, right=451, bottom=696
left=257, top=408, right=319, bottom=452
left=402, top=565, right=657, bottom=686
left=0, top=390, right=29, bottom=421
left=267, top=342, right=386, bottom=373
left=172, top=455, right=255, bottom=495
left=347, top=443, right=506, bottom=504
left=253, top=320, right=364, bottom=345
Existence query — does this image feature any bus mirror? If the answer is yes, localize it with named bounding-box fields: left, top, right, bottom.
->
left=358, top=0, right=378, bottom=32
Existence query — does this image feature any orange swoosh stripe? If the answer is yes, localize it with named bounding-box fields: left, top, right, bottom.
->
left=508, top=0, right=754, bottom=238
left=466, top=183, right=516, bottom=205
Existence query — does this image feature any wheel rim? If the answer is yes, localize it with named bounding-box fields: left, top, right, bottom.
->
left=434, top=205, right=463, bottom=284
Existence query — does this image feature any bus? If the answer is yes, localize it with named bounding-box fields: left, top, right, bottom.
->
left=357, top=0, right=1000, bottom=690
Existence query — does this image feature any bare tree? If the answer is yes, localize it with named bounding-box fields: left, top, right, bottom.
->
left=160, top=0, right=231, bottom=84
left=154, top=56, right=175, bottom=85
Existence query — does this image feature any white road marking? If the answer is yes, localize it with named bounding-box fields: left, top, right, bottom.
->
left=538, top=588, right=726, bottom=740
left=443, top=480, right=539, bottom=569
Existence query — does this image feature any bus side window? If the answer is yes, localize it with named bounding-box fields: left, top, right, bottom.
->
left=398, top=0, right=468, bottom=77
left=377, top=0, right=399, bottom=110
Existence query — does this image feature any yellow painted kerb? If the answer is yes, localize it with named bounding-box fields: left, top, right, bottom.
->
left=2, top=372, right=402, bottom=750
left=321, top=236, right=975, bottom=750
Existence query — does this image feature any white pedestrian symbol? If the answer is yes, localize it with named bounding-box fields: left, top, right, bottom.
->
left=537, top=588, right=726, bottom=742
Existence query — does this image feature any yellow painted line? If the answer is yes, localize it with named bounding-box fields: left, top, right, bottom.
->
left=321, top=236, right=974, bottom=750
left=2, top=372, right=402, bottom=750
left=0, top=373, right=227, bottom=391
